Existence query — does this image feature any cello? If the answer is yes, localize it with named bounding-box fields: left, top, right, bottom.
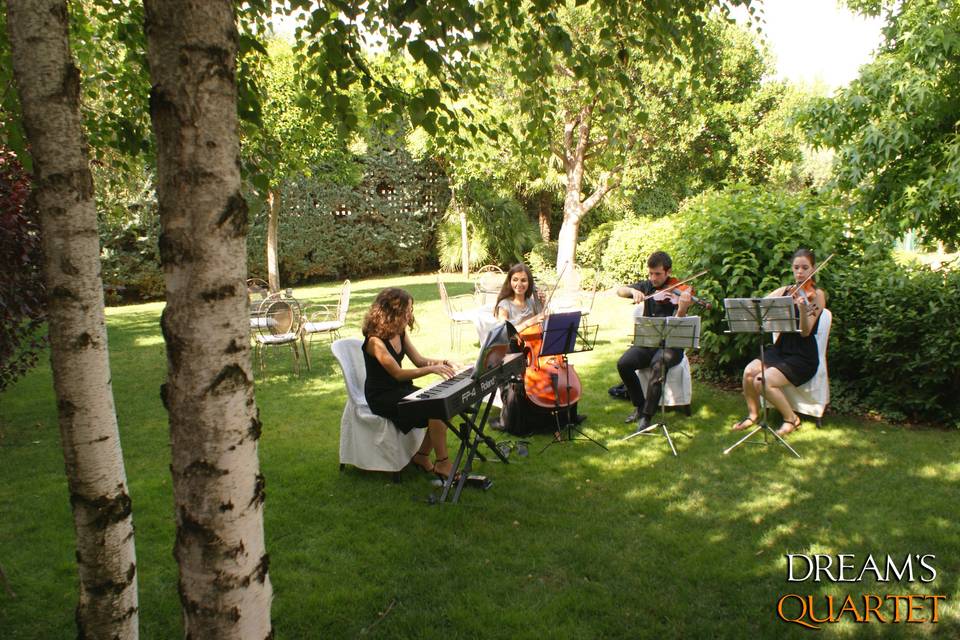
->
left=510, top=268, right=583, bottom=432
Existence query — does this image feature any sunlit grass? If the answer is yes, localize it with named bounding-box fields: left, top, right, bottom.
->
left=1, top=273, right=958, bottom=638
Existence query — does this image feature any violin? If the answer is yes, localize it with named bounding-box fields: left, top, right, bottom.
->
left=782, top=254, right=833, bottom=318
left=645, top=270, right=712, bottom=309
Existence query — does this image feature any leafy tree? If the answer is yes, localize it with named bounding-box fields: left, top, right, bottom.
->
left=0, top=147, right=45, bottom=391
left=799, top=0, right=960, bottom=244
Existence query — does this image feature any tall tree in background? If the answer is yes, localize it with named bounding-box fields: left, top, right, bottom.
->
left=5, top=1, right=138, bottom=638
left=143, top=0, right=272, bottom=635
left=800, top=0, right=960, bottom=245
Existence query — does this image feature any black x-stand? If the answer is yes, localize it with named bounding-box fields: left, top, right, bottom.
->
left=722, top=297, right=801, bottom=459
left=537, top=311, right=607, bottom=453
left=622, top=315, right=699, bottom=456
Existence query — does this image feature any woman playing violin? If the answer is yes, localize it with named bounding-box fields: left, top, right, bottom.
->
left=732, top=248, right=827, bottom=437
left=615, top=251, right=693, bottom=433
left=362, top=288, right=457, bottom=479
left=493, top=263, right=546, bottom=331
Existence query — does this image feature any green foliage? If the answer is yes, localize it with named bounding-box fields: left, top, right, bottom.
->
left=799, top=0, right=960, bottom=244
left=582, top=183, right=960, bottom=420
left=596, top=216, right=680, bottom=286
left=0, top=148, right=45, bottom=390
left=826, top=258, right=960, bottom=422
left=524, top=241, right=558, bottom=279
left=248, top=140, right=450, bottom=281
left=668, top=186, right=856, bottom=372
left=436, top=181, right=538, bottom=271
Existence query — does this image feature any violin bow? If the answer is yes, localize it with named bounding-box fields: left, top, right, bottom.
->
left=785, top=253, right=834, bottom=295
left=540, top=260, right=570, bottom=313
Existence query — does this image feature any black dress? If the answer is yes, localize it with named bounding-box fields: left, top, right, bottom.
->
left=362, top=333, right=427, bottom=433
left=764, top=310, right=821, bottom=386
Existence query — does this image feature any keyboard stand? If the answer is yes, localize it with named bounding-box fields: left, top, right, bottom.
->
left=439, top=388, right=508, bottom=504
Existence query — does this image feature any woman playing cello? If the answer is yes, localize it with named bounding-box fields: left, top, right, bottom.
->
left=731, top=248, right=827, bottom=437
left=493, top=263, right=545, bottom=332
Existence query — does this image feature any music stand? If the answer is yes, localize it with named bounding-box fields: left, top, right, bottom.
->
left=538, top=311, right=608, bottom=453
left=622, top=314, right=700, bottom=456
left=722, top=297, right=801, bottom=458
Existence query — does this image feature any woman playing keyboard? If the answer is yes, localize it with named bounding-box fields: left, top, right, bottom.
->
left=362, top=288, right=457, bottom=479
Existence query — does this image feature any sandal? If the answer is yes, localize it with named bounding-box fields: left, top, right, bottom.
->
left=433, top=457, right=454, bottom=481
left=411, top=452, right=434, bottom=474
left=776, top=415, right=802, bottom=437
left=731, top=416, right=758, bottom=431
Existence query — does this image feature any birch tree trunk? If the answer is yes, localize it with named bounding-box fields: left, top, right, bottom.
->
left=5, top=2, right=139, bottom=638
left=266, top=189, right=279, bottom=292
left=143, top=1, right=272, bottom=637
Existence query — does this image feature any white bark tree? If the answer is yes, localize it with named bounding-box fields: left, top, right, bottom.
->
left=5, top=1, right=139, bottom=638
left=143, top=1, right=272, bottom=636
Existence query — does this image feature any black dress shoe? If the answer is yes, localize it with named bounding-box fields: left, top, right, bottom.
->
left=624, top=409, right=641, bottom=424
left=489, top=417, right=507, bottom=432
left=574, top=413, right=588, bottom=425
left=635, top=415, right=653, bottom=433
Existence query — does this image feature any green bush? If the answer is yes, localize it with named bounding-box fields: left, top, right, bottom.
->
left=248, top=145, right=450, bottom=282
left=436, top=182, right=538, bottom=271
left=825, top=258, right=960, bottom=422
left=597, top=216, right=680, bottom=286
left=99, top=203, right=165, bottom=301
left=590, top=184, right=960, bottom=423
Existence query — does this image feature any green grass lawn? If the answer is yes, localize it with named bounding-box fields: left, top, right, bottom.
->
left=1, top=273, right=958, bottom=638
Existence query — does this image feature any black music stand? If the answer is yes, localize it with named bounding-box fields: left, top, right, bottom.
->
left=538, top=311, right=607, bottom=453
left=722, top=297, right=801, bottom=458
left=622, top=314, right=699, bottom=456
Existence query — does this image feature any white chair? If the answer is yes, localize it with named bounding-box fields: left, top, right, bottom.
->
left=438, top=277, right=478, bottom=351
left=330, top=338, right=425, bottom=477
left=301, top=279, right=351, bottom=368
left=636, top=354, right=693, bottom=415
left=778, top=308, right=832, bottom=427
left=632, top=306, right=693, bottom=415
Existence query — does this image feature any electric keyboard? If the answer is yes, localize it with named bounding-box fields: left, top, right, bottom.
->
left=398, top=352, right=524, bottom=423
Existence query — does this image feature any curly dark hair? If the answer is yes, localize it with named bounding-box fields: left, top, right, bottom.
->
left=362, top=288, right=416, bottom=340
left=494, top=263, right=539, bottom=314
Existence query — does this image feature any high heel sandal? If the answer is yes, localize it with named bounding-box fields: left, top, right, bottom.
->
left=433, top=456, right=454, bottom=481
left=411, top=452, right=434, bottom=474
left=776, top=415, right=802, bottom=437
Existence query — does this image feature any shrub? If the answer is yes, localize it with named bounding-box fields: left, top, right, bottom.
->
left=825, top=258, right=960, bottom=422
left=591, top=183, right=960, bottom=423
left=248, top=144, right=450, bottom=282
left=597, top=216, right=680, bottom=286
left=0, top=148, right=46, bottom=391
left=437, top=181, right=538, bottom=271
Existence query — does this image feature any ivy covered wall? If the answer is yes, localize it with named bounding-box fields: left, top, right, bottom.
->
left=247, top=137, right=450, bottom=282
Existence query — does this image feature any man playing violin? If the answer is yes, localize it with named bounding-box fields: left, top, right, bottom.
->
left=615, top=251, right=693, bottom=432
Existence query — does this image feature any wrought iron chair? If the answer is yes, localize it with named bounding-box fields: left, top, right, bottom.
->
left=300, top=279, right=351, bottom=369
left=247, top=278, right=272, bottom=332
left=253, top=293, right=306, bottom=375
left=474, top=264, right=504, bottom=307
left=437, top=277, right=477, bottom=351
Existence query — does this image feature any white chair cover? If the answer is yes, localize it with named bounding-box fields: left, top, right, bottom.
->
left=330, top=338, right=425, bottom=472
left=779, top=308, right=832, bottom=419
left=636, top=353, right=693, bottom=407
left=632, top=305, right=693, bottom=408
